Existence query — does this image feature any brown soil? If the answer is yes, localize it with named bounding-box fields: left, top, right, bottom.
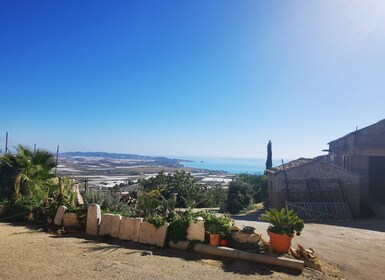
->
left=0, top=222, right=318, bottom=280
left=1, top=219, right=384, bottom=280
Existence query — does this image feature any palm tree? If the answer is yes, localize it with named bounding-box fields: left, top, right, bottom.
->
left=0, top=145, right=57, bottom=199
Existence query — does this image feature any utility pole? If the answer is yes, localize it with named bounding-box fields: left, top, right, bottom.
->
left=55, top=145, right=59, bottom=174
left=5, top=132, right=8, bottom=154
left=34, top=144, right=36, bottom=154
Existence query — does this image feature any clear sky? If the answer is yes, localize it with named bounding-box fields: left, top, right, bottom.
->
left=1, top=0, right=385, bottom=160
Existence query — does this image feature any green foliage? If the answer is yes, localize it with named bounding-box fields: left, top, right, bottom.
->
left=55, top=177, right=76, bottom=206
left=203, top=212, right=232, bottom=235
left=266, top=140, right=273, bottom=170
left=68, top=207, right=88, bottom=230
left=83, top=189, right=132, bottom=215
left=196, top=185, right=227, bottom=208
left=167, top=212, right=191, bottom=243
left=146, top=213, right=167, bottom=228
left=261, top=208, right=304, bottom=236
left=235, top=173, right=268, bottom=203
left=135, top=189, right=177, bottom=227
left=167, top=210, right=232, bottom=243
left=139, top=171, right=202, bottom=208
left=0, top=145, right=56, bottom=201
left=5, top=197, right=42, bottom=221
left=226, top=180, right=254, bottom=214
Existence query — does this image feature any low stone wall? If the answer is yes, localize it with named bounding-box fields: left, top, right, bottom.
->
left=138, top=221, right=169, bottom=247
left=99, top=214, right=122, bottom=237
left=55, top=205, right=205, bottom=248
left=83, top=205, right=170, bottom=247
left=118, top=217, right=143, bottom=242
left=62, top=213, right=79, bottom=228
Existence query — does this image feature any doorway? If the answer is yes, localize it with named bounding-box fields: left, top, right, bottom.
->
left=369, top=156, right=385, bottom=204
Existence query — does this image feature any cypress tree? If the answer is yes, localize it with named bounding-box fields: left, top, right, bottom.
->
left=266, top=140, right=272, bottom=170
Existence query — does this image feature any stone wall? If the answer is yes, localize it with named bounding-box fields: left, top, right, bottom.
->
left=57, top=205, right=205, bottom=248
left=268, top=160, right=360, bottom=217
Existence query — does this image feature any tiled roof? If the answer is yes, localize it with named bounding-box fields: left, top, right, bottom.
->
left=267, top=157, right=313, bottom=173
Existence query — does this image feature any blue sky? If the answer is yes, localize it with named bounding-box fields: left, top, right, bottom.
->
left=1, top=0, right=385, bottom=160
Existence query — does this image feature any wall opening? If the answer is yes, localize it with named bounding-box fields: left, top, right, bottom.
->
left=369, top=156, right=385, bottom=204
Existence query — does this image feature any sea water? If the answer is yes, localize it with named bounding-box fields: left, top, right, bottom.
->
left=181, top=157, right=281, bottom=174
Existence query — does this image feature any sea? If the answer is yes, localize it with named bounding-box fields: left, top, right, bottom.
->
left=180, top=157, right=281, bottom=174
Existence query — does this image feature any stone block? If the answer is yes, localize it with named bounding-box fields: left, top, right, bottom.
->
left=54, top=205, right=67, bottom=226
left=86, top=204, right=101, bottom=236
left=62, top=213, right=79, bottom=228
left=99, top=214, right=115, bottom=236
left=73, top=184, right=84, bottom=206
left=110, top=214, right=122, bottom=238
left=194, top=243, right=239, bottom=258
left=138, top=221, right=169, bottom=247
left=118, top=217, right=143, bottom=242
left=232, top=231, right=249, bottom=243
left=247, top=233, right=261, bottom=243
left=187, top=220, right=205, bottom=242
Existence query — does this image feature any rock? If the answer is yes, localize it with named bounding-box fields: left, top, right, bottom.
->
left=73, top=184, right=84, bottom=206
left=118, top=217, right=143, bottom=242
left=187, top=219, right=205, bottom=242
left=62, top=213, right=79, bottom=227
left=86, top=204, right=101, bottom=236
left=247, top=233, right=261, bottom=243
left=231, top=225, right=241, bottom=231
left=110, top=214, right=122, bottom=238
left=138, top=221, right=169, bottom=247
left=99, top=214, right=122, bottom=237
left=54, top=205, right=67, bottom=226
left=242, top=226, right=256, bottom=234
left=232, top=232, right=250, bottom=243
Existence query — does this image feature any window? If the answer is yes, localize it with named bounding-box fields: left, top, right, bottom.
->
left=342, top=155, right=349, bottom=169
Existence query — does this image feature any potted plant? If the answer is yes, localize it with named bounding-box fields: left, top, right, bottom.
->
left=260, top=208, right=304, bottom=254
left=204, top=214, right=232, bottom=246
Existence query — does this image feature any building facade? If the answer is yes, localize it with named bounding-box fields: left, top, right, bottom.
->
left=266, top=158, right=360, bottom=217
left=328, top=119, right=385, bottom=215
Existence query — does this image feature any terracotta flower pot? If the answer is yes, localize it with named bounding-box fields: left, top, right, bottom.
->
left=267, top=230, right=293, bottom=254
left=219, top=239, right=228, bottom=246
left=209, top=233, right=220, bottom=246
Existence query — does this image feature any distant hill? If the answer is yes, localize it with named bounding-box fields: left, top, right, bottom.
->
left=60, top=151, right=190, bottom=163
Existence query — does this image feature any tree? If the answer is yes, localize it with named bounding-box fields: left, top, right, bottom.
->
left=236, top=173, right=268, bottom=203
left=266, top=140, right=273, bottom=170
left=226, top=180, right=254, bottom=214
left=0, top=145, right=57, bottom=200
left=139, top=171, right=202, bottom=208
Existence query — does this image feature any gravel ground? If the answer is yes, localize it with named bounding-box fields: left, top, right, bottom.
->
left=0, top=222, right=328, bottom=280
left=234, top=216, right=385, bottom=280
left=1, top=219, right=384, bottom=280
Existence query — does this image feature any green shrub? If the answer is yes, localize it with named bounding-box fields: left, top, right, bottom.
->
left=226, top=180, right=253, bottom=214
left=203, top=212, right=231, bottom=236
left=261, top=208, right=304, bottom=236
left=5, top=197, right=42, bottom=221
left=146, top=213, right=167, bottom=228
left=83, top=189, right=132, bottom=214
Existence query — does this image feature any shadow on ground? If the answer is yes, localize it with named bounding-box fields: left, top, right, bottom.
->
left=230, top=207, right=266, bottom=222
left=46, top=230, right=302, bottom=277
left=308, top=218, right=385, bottom=232
left=231, top=207, right=385, bottom=233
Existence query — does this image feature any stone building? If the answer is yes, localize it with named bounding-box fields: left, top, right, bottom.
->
left=266, top=158, right=360, bottom=217
left=328, top=118, right=385, bottom=216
